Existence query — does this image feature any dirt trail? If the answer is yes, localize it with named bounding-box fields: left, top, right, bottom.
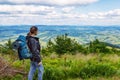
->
left=0, top=56, right=27, bottom=77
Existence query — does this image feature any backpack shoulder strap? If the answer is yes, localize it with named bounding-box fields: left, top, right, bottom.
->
left=26, top=36, right=32, bottom=53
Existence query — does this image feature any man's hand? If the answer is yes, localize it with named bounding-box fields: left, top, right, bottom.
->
left=38, top=61, right=42, bottom=66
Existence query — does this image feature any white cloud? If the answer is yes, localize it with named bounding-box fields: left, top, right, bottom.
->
left=105, top=9, right=120, bottom=18
left=0, top=0, right=99, bottom=6
left=0, top=5, right=55, bottom=15
left=0, top=3, right=119, bottom=25
left=44, top=9, right=120, bottom=20
left=87, top=9, right=120, bottom=19
left=62, top=7, right=75, bottom=13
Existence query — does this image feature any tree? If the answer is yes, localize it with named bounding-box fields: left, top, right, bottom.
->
left=44, top=34, right=84, bottom=55
left=88, top=39, right=110, bottom=53
left=5, top=39, right=13, bottom=50
left=2, top=39, right=14, bottom=54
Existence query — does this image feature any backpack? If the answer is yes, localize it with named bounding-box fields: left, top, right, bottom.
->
left=12, top=35, right=32, bottom=60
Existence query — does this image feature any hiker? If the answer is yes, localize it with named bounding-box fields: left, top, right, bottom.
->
left=27, top=26, right=44, bottom=80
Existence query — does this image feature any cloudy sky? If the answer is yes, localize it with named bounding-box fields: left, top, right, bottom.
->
left=0, top=0, right=120, bottom=25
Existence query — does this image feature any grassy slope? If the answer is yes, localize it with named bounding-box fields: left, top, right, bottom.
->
left=1, top=53, right=120, bottom=80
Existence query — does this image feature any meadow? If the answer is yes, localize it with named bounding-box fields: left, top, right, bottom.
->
left=1, top=53, right=120, bottom=80
left=0, top=34, right=120, bottom=80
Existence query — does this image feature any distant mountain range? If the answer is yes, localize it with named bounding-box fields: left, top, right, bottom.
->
left=105, top=42, right=120, bottom=49
left=0, top=25, right=120, bottom=47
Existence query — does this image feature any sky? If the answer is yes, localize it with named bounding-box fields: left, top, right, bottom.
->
left=0, top=0, right=120, bottom=25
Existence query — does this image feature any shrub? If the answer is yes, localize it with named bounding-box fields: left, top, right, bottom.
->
left=88, top=39, right=111, bottom=53
left=42, top=34, right=84, bottom=55
left=79, top=63, right=117, bottom=79
left=0, top=74, right=24, bottom=80
left=0, top=39, right=15, bottom=55
left=43, top=66, right=66, bottom=80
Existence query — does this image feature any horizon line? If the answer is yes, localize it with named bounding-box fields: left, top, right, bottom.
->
left=0, top=24, right=120, bottom=27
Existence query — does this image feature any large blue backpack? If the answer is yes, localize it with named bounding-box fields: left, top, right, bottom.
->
left=12, top=35, right=32, bottom=60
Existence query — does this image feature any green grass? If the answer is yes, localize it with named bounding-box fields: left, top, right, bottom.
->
left=1, top=53, right=120, bottom=80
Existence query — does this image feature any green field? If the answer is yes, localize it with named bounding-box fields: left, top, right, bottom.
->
left=0, top=34, right=120, bottom=80
left=1, top=53, right=120, bottom=80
